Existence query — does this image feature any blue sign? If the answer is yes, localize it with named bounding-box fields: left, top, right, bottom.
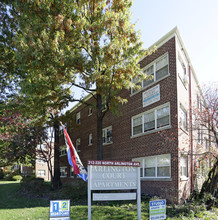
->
left=50, top=200, right=70, bottom=218
left=149, top=199, right=166, bottom=220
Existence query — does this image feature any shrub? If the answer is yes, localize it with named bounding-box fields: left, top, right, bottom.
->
left=60, top=181, right=87, bottom=201
left=12, top=175, right=22, bottom=181
left=21, top=176, right=45, bottom=193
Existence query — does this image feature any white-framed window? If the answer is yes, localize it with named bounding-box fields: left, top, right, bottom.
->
left=178, top=55, right=187, bottom=84
left=180, top=156, right=188, bottom=179
left=133, top=154, right=171, bottom=178
left=132, top=103, right=170, bottom=136
left=70, top=167, right=74, bottom=178
left=89, top=133, right=93, bottom=146
left=76, top=112, right=81, bottom=124
left=76, top=138, right=81, bottom=152
left=37, top=144, right=46, bottom=151
left=88, top=107, right=92, bottom=116
left=103, top=126, right=112, bottom=144
left=132, top=53, right=169, bottom=94
left=179, top=105, right=187, bottom=131
left=59, top=145, right=67, bottom=156
left=37, top=158, right=46, bottom=164
left=60, top=167, right=67, bottom=177
left=37, top=170, right=46, bottom=177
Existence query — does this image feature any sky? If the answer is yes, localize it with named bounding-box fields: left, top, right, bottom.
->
left=65, top=0, right=218, bottom=111
left=131, top=0, right=218, bottom=84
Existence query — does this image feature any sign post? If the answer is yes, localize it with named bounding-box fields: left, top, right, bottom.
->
left=87, top=160, right=141, bottom=220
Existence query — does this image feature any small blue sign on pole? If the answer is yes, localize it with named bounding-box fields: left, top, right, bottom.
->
left=149, top=199, right=166, bottom=220
left=50, top=200, right=70, bottom=219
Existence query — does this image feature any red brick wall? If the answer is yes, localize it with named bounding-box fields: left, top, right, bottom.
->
left=59, top=37, right=179, bottom=202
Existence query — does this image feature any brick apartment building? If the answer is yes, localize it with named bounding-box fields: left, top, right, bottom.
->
left=57, top=27, right=209, bottom=202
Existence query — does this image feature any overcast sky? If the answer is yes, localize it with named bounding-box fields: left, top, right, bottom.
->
left=131, top=0, right=218, bottom=84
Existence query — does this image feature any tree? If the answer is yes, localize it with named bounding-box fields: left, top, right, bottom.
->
left=11, top=1, right=150, bottom=157
left=2, top=0, right=152, bottom=189
left=193, top=83, right=218, bottom=198
left=0, top=109, right=38, bottom=167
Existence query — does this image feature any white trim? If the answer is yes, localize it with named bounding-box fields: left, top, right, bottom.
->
left=131, top=102, right=171, bottom=137
left=131, top=53, right=170, bottom=95
left=60, top=166, right=67, bottom=178
left=133, top=154, right=171, bottom=179
left=88, top=133, right=93, bottom=146
left=102, top=126, right=112, bottom=145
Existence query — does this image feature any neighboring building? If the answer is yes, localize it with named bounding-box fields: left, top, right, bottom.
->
left=58, top=27, right=210, bottom=203
left=35, top=127, right=55, bottom=181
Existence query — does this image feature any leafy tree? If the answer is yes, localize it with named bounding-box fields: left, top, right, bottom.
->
left=2, top=0, right=151, bottom=188
left=193, top=83, right=218, bottom=198
left=0, top=110, right=38, bottom=167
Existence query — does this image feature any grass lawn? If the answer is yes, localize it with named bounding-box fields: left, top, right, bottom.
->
left=0, top=180, right=217, bottom=220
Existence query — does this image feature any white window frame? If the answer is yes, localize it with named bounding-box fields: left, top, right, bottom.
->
left=76, top=112, right=81, bottom=124
left=180, top=156, right=188, bottom=180
left=37, top=157, right=46, bottom=164
left=133, top=154, right=171, bottom=179
left=178, top=55, right=187, bottom=85
left=37, top=144, right=46, bottom=151
left=179, top=104, right=187, bottom=131
left=76, top=138, right=81, bottom=152
left=70, top=167, right=74, bottom=178
left=37, top=170, right=46, bottom=177
left=131, top=102, right=171, bottom=137
left=132, top=53, right=169, bottom=94
left=102, top=126, right=113, bottom=145
left=89, top=133, right=93, bottom=146
left=59, top=145, right=67, bottom=156
left=60, top=166, right=67, bottom=178
left=88, top=107, right=92, bottom=116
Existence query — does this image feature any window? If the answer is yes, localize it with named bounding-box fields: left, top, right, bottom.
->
left=89, top=133, right=93, bottom=146
left=76, top=138, right=81, bottom=152
left=37, top=144, right=46, bottom=151
left=178, top=56, right=187, bottom=84
left=60, top=167, right=67, bottom=177
left=59, top=126, right=64, bottom=136
left=59, top=145, right=67, bottom=156
left=179, top=105, right=187, bottom=131
left=180, top=156, right=188, bottom=179
left=76, top=112, right=81, bottom=124
left=37, top=170, right=46, bottom=177
left=132, top=103, right=170, bottom=136
left=37, top=158, right=46, bottom=164
left=88, top=107, right=92, bottom=116
left=133, top=154, right=171, bottom=178
left=103, top=126, right=112, bottom=144
left=70, top=167, right=74, bottom=178
left=132, top=53, right=169, bottom=93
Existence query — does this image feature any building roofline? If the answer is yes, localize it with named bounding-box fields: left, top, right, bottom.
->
left=67, top=27, right=204, bottom=113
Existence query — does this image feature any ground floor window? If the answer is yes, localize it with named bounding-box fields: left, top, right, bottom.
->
left=37, top=170, right=46, bottom=177
left=133, top=154, right=171, bottom=178
left=180, top=156, right=188, bottom=179
left=60, top=167, right=67, bottom=177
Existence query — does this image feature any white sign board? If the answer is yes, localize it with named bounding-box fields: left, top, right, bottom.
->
left=89, top=165, right=138, bottom=190
left=93, top=193, right=136, bottom=201
left=149, top=199, right=166, bottom=220
left=143, top=84, right=160, bottom=107
left=50, top=200, right=70, bottom=219
left=88, top=160, right=141, bottom=220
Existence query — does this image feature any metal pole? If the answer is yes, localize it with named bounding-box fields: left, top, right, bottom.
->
left=88, top=166, right=91, bottom=220
left=137, top=166, right=141, bottom=220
